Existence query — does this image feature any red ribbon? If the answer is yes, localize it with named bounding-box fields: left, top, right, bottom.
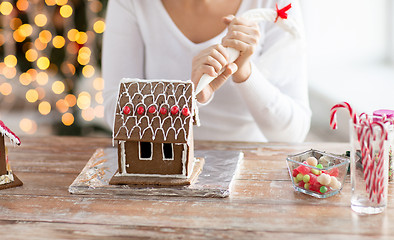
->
left=275, top=3, right=292, bottom=23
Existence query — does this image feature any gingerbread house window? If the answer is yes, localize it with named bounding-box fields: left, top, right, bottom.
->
left=162, top=143, right=174, bottom=160
left=139, top=142, right=152, bottom=160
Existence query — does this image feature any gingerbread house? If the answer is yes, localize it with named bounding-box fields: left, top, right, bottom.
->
left=0, top=120, right=22, bottom=189
left=110, top=78, right=203, bottom=186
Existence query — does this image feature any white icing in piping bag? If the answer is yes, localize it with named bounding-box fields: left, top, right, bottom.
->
left=194, top=4, right=302, bottom=95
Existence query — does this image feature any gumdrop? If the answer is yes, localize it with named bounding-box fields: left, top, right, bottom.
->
left=296, top=164, right=311, bottom=175
left=308, top=173, right=318, bottom=185
left=306, top=157, right=318, bottom=166
left=309, top=182, right=322, bottom=192
left=328, top=168, right=339, bottom=177
left=317, top=173, right=331, bottom=185
left=292, top=168, right=300, bottom=177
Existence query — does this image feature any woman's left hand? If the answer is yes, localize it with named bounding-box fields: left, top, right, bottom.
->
left=222, top=15, right=261, bottom=83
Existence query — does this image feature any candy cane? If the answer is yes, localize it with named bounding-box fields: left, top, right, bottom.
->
left=330, top=102, right=359, bottom=129
left=195, top=3, right=302, bottom=94
left=371, top=121, right=388, bottom=204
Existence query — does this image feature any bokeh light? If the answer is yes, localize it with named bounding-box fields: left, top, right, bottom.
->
left=39, top=30, right=52, bottom=43
left=4, top=55, right=17, bottom=67
left=93, top=20, right=105, bottom=34
left=2, top=66, right=17, bottom=79
left=65, top=94, right=77, bottom=107
left=10, top=18, right=22, bottom=30
left=19, top=72, right=33, bottom=85
left=89, top=1, right=102, bottom=13
left=26, top=89, right=39, bottom=103
left=56, top=99, right=69, bottom=113
left=19, top=118, right=37, bottom=135
left=13, top=29, right=26, bottom=42
left=52, top=81, right=65, bottom=94
left=37, top=56, right=50, bottom=70
left=82, top=65, right=95, bottom=78
left=0, top=83, right=12, bottom=96
left=52, top=35, right=65, bottom=48
left=0, top=2, right=13, bottom=16
left=77, top=91, right=91, bottom=110
left=81, top=107, right=95, bottom=121
left=25, top=49, right=38, bottom=62
left=93, top=77, right=104, bottom=90
left=34, top=14, right=48, bottom=27
left=67, top=29, right=79, bottom=41
left=34, top=38, right=47, bottom=50
left=19, top=24, right=33, bottom=37
left=36, top=72, right=49, bottom=85
left=45, top=0, right=56, bottom=6
left=76, top=31, right=88, bottom=44
left=38, top=101, right=51, bottom=115
left=60, top=5, right=73, bottom=18
left=16, top=0, right=29, bottom=12
left=95, top=92, right=103, bottom=104
left=56, top=0, right=68, bottom=6
left=62, top=112, right=74, bottom=126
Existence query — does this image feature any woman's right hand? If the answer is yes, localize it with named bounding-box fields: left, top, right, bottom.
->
left=191, top=44, right=238, bottom=103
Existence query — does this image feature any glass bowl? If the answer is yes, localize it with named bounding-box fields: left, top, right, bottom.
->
left=286, top=149, right=350, bottom=198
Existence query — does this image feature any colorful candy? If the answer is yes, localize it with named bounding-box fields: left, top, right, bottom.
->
left=302, top=174, right=310, bottom=183
left=291, top=156, right=342, bottom=195
left=296, top=164, right=310, bottom=175
left=306, top=157, right=318, bottom=166
left=320, top=186, right=328, bottom=193
left=328, top=176, right=341, bottom=190
left=296, top=173, right=304, bottom=181
left=317, top=173, right=331, bottom=185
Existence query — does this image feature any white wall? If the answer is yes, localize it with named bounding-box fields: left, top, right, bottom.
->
left=300, top=0, right=394, bottom=141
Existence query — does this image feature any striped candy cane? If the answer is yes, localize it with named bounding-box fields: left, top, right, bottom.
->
left=370, top=121, right=388, bottom=204
left=330, top=102, right=359, bottom=130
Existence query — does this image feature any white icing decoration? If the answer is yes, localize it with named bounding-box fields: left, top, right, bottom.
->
left=120, top=141, right=126, bottom=174
left=115, top=172, right=187, bottom=179
left=0, top=172, right=14, bottom=185
left=113, top=79, right=198, bottom=143
left=181, top=143, right=187, bottom=176
left=0, top=122, right=20, bottom=146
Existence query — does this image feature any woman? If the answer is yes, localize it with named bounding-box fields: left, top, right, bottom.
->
left=102, top=0, right=311, bottom=142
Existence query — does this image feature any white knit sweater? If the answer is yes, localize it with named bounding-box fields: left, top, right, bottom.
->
left=102, top=0, right=311, bottom=142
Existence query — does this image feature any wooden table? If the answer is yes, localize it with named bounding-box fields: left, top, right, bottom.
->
left=1, top=136, right=391, bottom=239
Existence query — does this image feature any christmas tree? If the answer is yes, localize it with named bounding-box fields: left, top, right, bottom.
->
left=0, top=0, right=108, bottom=136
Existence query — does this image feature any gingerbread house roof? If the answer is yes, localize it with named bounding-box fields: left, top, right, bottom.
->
left=113, top=79, right=199, bottom=144
left=0, top=120, right=21, bottom=145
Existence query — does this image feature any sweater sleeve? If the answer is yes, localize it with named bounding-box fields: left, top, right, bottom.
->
left=234, top=2, right=311, bottom=142
left=102, top=0, right=144, bottom=129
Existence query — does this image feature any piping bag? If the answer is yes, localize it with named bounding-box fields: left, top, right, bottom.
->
left=194, top=3, right=302, bottom=95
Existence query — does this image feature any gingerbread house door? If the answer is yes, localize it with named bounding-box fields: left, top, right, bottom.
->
left=123, top=141, right=186, bottom=175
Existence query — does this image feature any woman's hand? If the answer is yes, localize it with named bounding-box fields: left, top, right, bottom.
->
left=191, top=44, right=238, bottom=103
left=222, top=15, right=261, bottom=83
